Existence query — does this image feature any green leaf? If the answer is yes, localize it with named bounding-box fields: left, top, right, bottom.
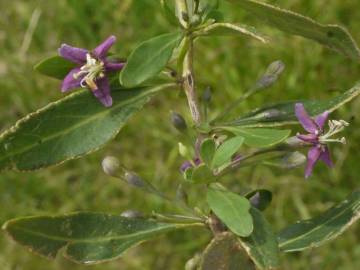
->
left=223, top=81, right=360, bottom=128
left=200, top=138, right=216, bottom=167
left=2, top=212, right=200, bottom=264
left=238, top=208, right=280, bottom=270
left=212, top=136, right=244, bottom=168
left=192, top=164, right=216, bottom=184
left=120, top=32, right=183, bottom=87
left=199, top=232, right=256, bottom=270
left=0, top=84, right=173, bottom=171
left=227, top=0, right=360, bottom=60
left=245, top=190, right=273, bottom=211
left=160, top=0, right=179, bottom=26
left=207, top=187, right=253, bottom=237
left=34, top=56, right=76, bottom=80
left=221, top=127, right=291, bottom=148
left=278, top=191, right=360, bottom=252
left=198, top=23, right=267, bottom=43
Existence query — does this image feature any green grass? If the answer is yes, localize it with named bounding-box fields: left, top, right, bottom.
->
left=0, top=0, right=360, bottom=269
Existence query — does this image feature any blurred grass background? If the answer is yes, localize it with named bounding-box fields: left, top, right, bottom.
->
left=0, top=0, right=360, bottom=269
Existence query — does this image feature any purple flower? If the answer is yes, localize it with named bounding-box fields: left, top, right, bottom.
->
left=295, top=103, right=348, bottom=178
left=58, top=36, right=125, bottom=107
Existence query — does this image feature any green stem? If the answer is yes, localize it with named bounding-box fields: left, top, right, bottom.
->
left=211, top=87, right=257, bottom=124
left=175, top=0, right=189, bottom=28
left=182, top=38, right=202, bottom=126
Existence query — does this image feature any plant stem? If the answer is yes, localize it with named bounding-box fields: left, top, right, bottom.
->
left=182, top=38, right=202, bottom=126
left=176, top=0, right=202, bottom=126
left=211, top=87, right=257, bottom=124
left=175, top=0, right=189, bottom=28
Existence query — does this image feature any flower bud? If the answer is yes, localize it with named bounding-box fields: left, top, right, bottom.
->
left=102, top=156, right=121, bottom=177
left=120, top=210, right=144, bottom=219
left=124, top=172, right=146, bottom=188
left=281, top=151, right=306, bottom=169
left=254, top=60, right=285, bottom=90
left=285, top=136, right=309, bottom=148
left=171, top=111, right=187, bottom=131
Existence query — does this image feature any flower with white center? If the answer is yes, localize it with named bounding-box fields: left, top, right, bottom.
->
left=58, top=36, right=125, bottom=107
left=295, top=103, right=348, bottom=178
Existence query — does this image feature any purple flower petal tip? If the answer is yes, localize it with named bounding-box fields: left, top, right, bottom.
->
left=94, top=35, right=117, bottom=58
left=93, top=89, right=113, bottom=107
left=102, top=96, right=113, bottom=107
left=295, top=103, right=318, bottom=134
left=58, top=44, right=88, bottom=64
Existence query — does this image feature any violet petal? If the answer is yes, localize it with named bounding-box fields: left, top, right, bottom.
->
left=105, top=62, right=125, bottom=72
left=305, top=146, right=322, bottom=178
left=315, top=111, right=329, bottom=131
left=61, top=67, right=82, bottom=92
left=94, top=35, right=116, bottom=59
left=93, top=77, right=113, bottom=107
left=297, top=133, right=319, bottom=144
left=295, top=103, right=318, bottom=134
left=319, top=146, right=334, bottom=168
left=58, top=44, right=87, bottom=64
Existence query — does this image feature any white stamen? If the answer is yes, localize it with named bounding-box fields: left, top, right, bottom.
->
left=319, top=119, right=349, bottom=145
left=73, top=53, right=104, bottom=91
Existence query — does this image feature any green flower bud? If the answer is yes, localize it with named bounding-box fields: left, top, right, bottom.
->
left=102, top=156, right=121, bottom=177
left=124, top=172, right=146, bottom=188
left=281, top=152, right=306, bottom=169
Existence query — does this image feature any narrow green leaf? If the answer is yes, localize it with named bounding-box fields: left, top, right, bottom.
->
left=199, top=232, right=256, bottom=270
left=0, top=84, right=173, bottom=171
left=192, top=164, right=216, bottom=184
left=278, top=191, right=360, bottom=252
left=207, top=187, right=253, bottom=237
left=120, top=32, right=183, bottom=87
left=222, top=127, right=291, bottom=148
left=227, top=0, right=360, bottom=60
left=2, top=212, right=200, bottom=264
left=200, top=138, right=216, bottom=167
left=245, top=190, right=273, bottom=211
left=212, top=136, right=244, bottom=168
left=223, top=81, right=360, bottom=127
left=238, top=208, right=280, bottom=270
left=198, top=23, right=267, bottom=43
left=34, top=56, right=76, bottom=80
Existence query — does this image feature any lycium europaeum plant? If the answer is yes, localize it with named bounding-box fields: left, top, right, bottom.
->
left=1, top=0, right=360, bottom=269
